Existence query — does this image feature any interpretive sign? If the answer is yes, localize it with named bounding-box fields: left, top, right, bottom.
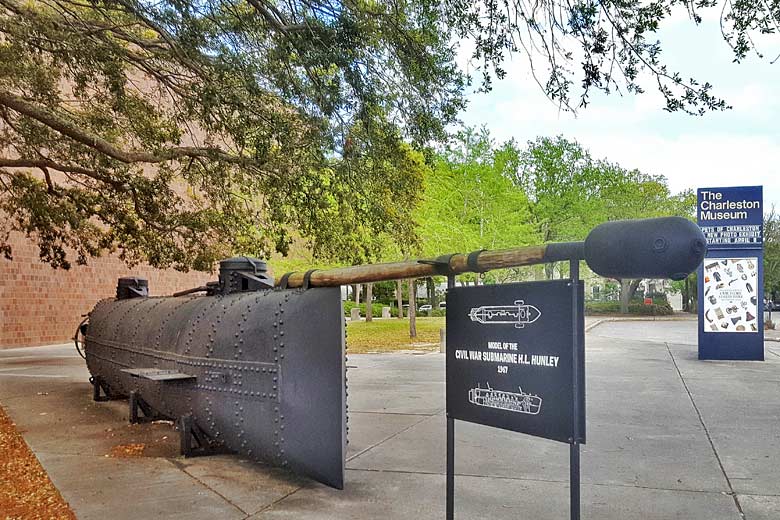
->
left=446, top=280, right=584, bottom=444
left=697, top=186, right=764, bottom=359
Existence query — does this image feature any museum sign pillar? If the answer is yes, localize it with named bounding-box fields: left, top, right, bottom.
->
left=697, top=186, right=764, bottom=360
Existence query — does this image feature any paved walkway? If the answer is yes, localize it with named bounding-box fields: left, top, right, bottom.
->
left=1, top=321, right=779, bottom=519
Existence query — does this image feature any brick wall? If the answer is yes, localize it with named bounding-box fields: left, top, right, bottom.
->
left=0, top=232, right=214, bottom=349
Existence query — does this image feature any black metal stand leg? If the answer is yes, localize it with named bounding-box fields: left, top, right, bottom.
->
left=446, top=416, right=454, bottom=520
left=91, top=376, right=110, bottom=402
left=177, top=414, right=228, bottom=458
left=179, top=414, right=193, bottom=456
left=570, top=441, right=580, bottom=520
left=129, top=390, right=140, bottom=423
left=129, top=390, right=159, bottom=424
left=446, top=273, right=456, bottom=520
left=92, top=377, right=101, bottom=401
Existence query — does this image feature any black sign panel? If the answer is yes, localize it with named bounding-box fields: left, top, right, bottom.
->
left=446, top=280, right=584, bottom=444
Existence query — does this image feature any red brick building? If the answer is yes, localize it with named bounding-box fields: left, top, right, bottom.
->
left=0, top=232, right=213, bottom=349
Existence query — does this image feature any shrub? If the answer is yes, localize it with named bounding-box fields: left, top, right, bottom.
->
left=343, top=301, right=399, bottom=318
left=585, top=300, right=674, bottom=316
left=585, top=301, right=620, bottom=315
left=343, top=301, right=446, bottom=318
left=627, top=302, right=674, bottom=316
left=642, top=292, right=670, bottom=305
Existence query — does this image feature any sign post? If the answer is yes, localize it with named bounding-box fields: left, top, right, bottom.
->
left=445, top=271, right=585, bottom=518
left=697, top=186, right=764, bottom=360
left=569, top=258, right=582, bottom=520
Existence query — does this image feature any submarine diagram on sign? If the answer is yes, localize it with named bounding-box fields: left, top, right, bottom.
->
left=468, top=300, right=541, bottom=328
left=468, top=384, right=543, bottom=415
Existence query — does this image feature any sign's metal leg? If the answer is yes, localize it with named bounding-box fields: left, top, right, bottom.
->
left=569, top=258, right=581, bottom=520
left=446, top=274, right=456, bottom=520
left=570, top=440, right=580, bottom=520
left=446, top=415, right=454, bottom=520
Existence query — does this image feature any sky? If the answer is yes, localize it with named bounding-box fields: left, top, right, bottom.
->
left=456, top=8, right=780, bottom=210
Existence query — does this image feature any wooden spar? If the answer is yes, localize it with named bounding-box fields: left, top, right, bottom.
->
left=277, top=244, right=552, bottom=289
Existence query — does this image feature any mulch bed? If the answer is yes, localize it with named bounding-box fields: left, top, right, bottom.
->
left=0, top=404, right=76, bottom=519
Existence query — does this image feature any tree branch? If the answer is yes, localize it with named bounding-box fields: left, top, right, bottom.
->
left=0, top=90, right=261, bottom=168
left=0, top=157, right=99, bottom=177
left=245, top=0, right=309, bottom=33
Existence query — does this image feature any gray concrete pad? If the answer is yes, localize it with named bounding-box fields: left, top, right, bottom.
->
left=590, top=319, right=698, bottom=346
left=176, top=455, right=305, bottom=516
left=346, top=411, right=430, bottom=461
left=345, top=381, right=444, bottom=415
left=739, top=494, right=780, bottom=520
left=1, top=323, right=779, bottom=519
left=252, top=470, right=741, bottom=520
left=345, top=352, right=444, bottom=415
left=346, top=406, right=728, bottom=492
left=36, top=452, right=246, bottom=520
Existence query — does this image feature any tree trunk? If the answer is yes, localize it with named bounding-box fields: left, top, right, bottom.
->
left=354, top=283, right=361, bottom=306
left=396, top=279, right=404, bottom=319
left=365, top=283, right=373, bottom=322
left=426, top=277, right=438, bottom=308
left=619, top=279, right=642, bottom=314
left=683, top=271, right=699, bottom=314
left=409, top=279, right=417, bottom=338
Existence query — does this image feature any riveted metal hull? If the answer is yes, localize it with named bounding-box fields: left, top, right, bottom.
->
left=85, top=287, right=346, bottom=489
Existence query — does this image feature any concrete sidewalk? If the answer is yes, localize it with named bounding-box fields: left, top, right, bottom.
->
left=1, top=321, right=779, bottom=519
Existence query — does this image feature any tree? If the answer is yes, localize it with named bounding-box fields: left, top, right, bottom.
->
left=3, top=0, right=771, bottom=270
left=445, top=0, right=775, bottom=114
left=396, top=280, right=404, bottom=320
left=0, top=0, right=453, bottom=269
left=599, top=168, right=695, bottom=312
left=765, top=208, right=780, bottom=300
left=516, top=136, right=626, bottom=279
left=365, top=283, right=373, bottom=322
left=516, top=136, right=695, bottom=310
left=417, top=127, right=535, bottom=258
left=408, top=279, right=417, bottom=339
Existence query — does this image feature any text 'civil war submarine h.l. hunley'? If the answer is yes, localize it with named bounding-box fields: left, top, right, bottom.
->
left=78, top=217, right=706, bottom=489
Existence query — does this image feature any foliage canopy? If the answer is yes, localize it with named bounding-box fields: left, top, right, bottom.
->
left=0, top=0, right=773, bottom=269
left=0, top=0, right=452, bottom=269
left=416, top=127, right=535, bottom=257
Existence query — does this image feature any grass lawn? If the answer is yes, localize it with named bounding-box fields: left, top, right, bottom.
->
left=346, top=317, right=445, bottom=354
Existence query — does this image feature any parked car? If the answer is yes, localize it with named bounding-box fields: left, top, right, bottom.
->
left=419, top=304, right=433, bottom=313
left=438, top=302, right=446, bottom=309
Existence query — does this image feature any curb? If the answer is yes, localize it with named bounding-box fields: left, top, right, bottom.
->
left=586, top=318, right=780, bottom=342
left=585, top=316, right=696, bottom=333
